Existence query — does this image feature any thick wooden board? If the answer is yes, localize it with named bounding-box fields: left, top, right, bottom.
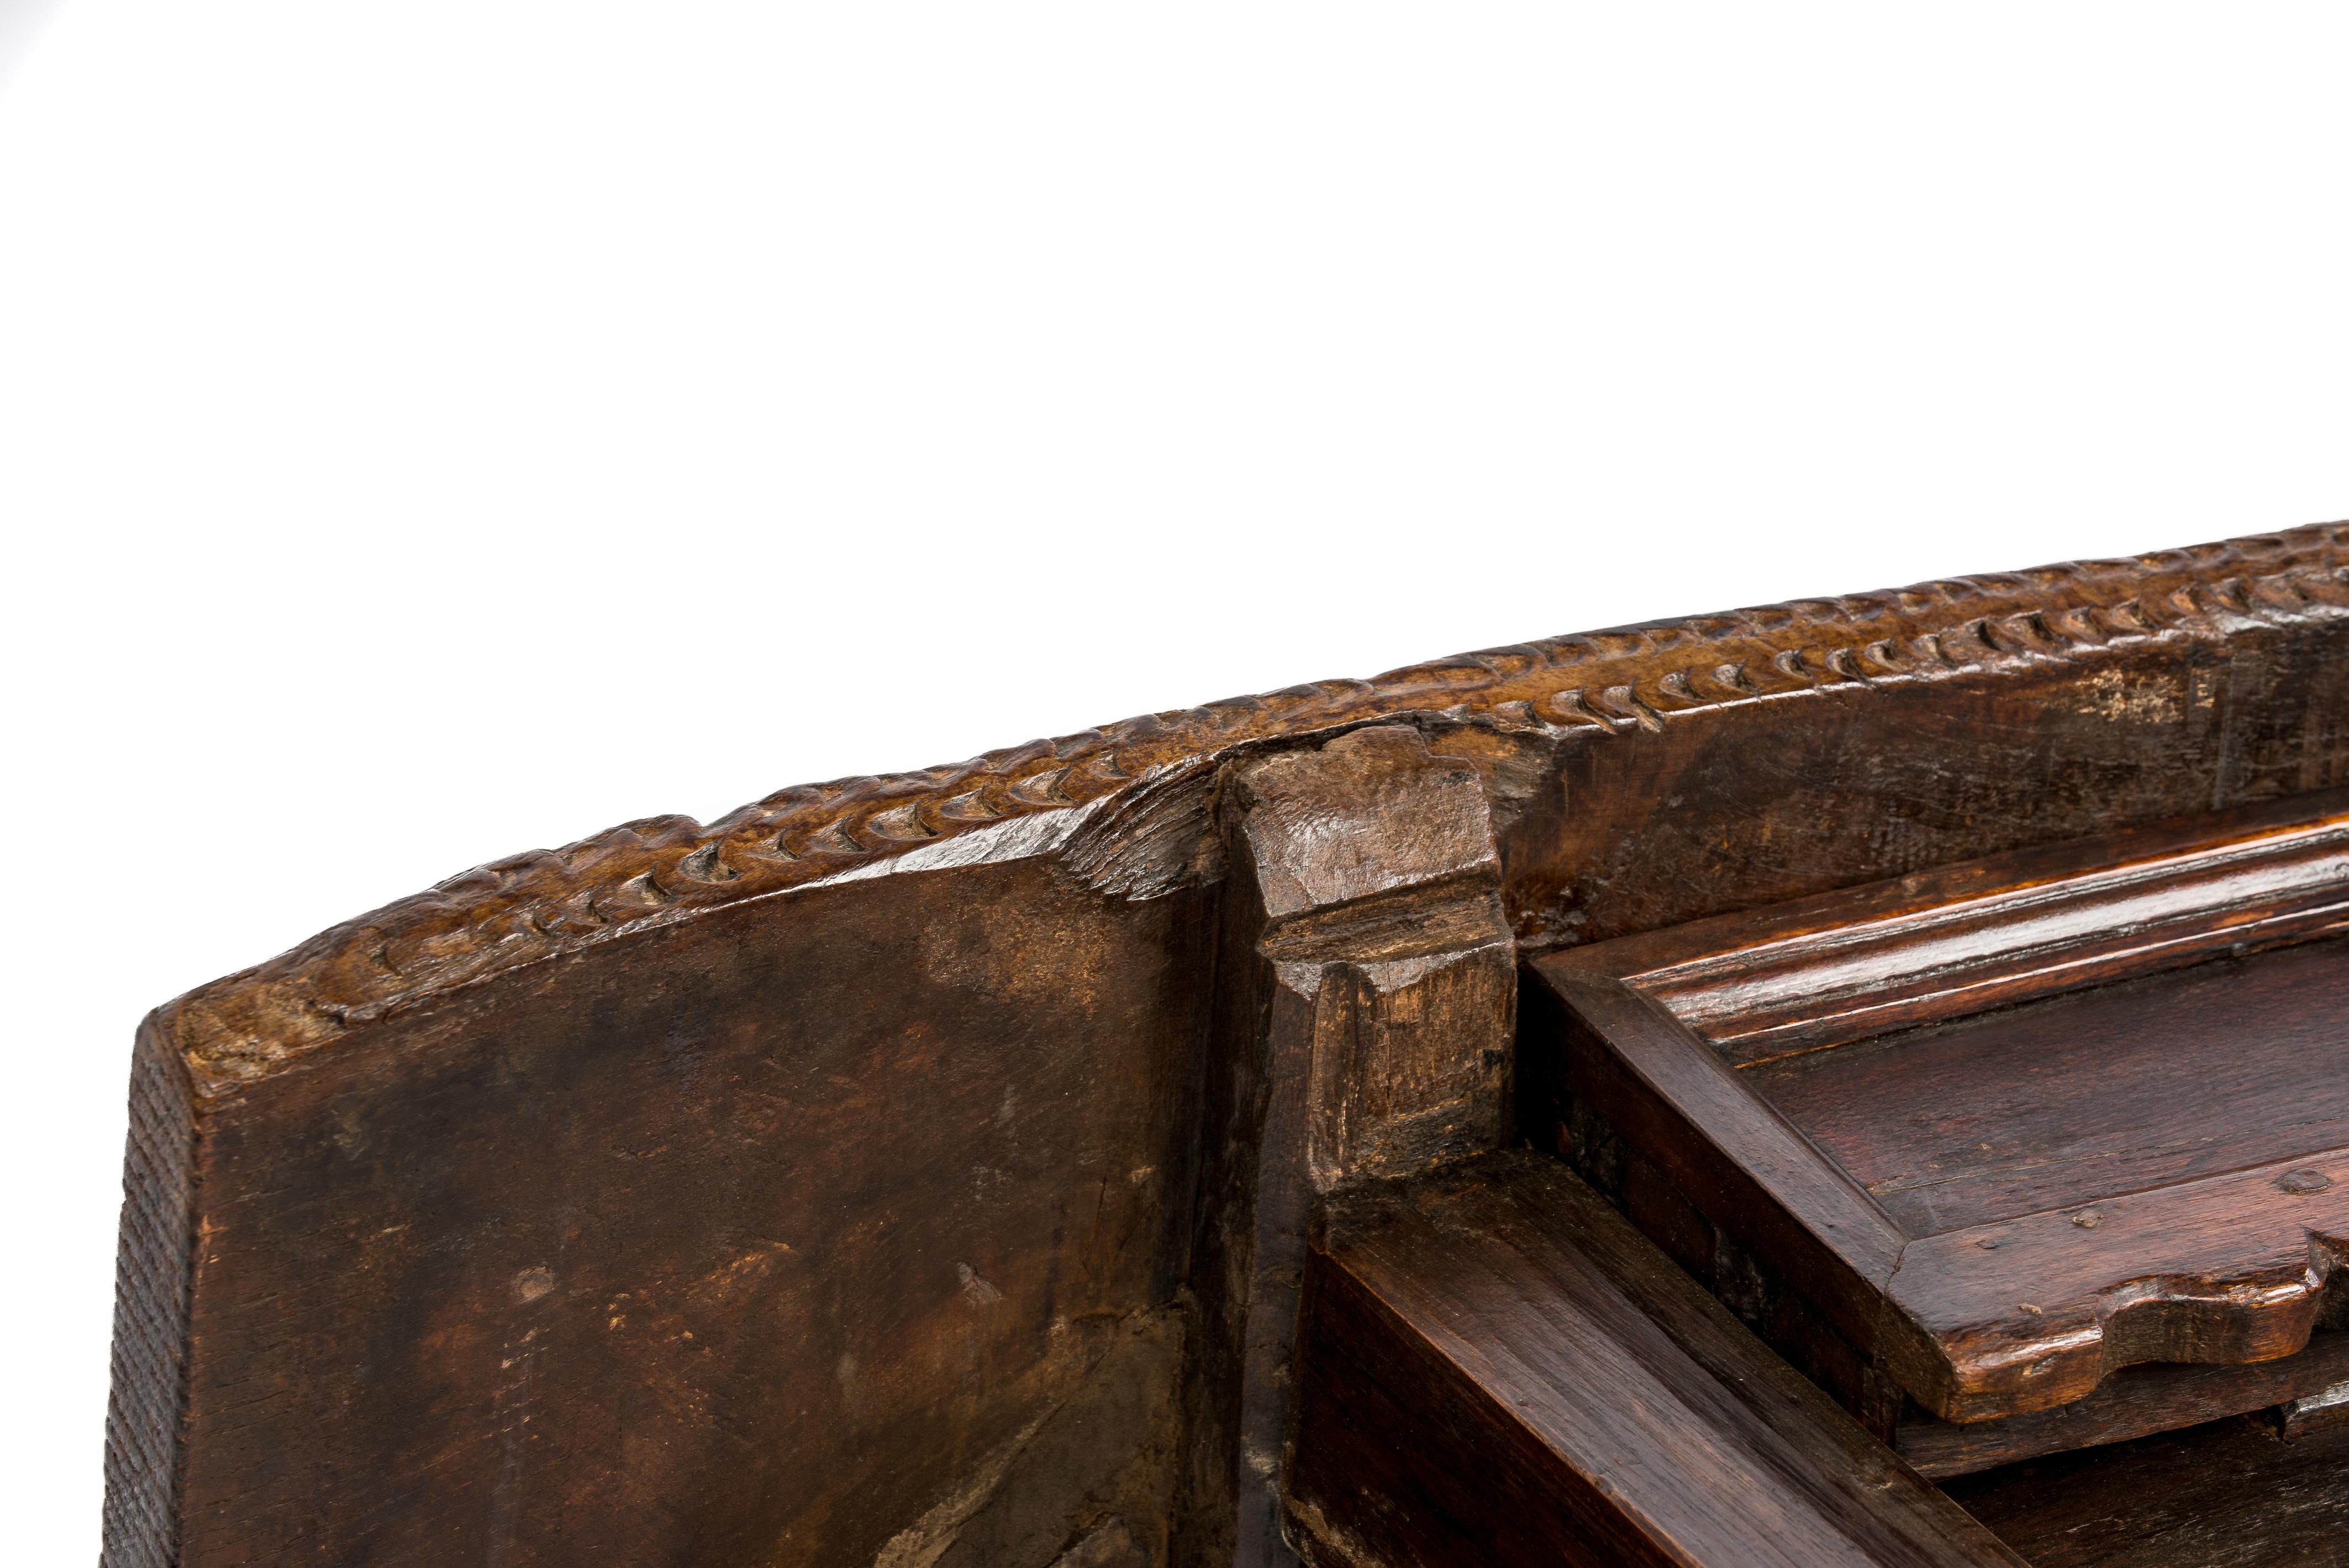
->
left=109, top=525, right=2349, bottom=1564
left=1898, top=1328, right=2349, bottom=1478
left=1531, top=794, right=2349, bottom=1424
left=1534, top=1069, right=2349, bottom=1478
left=144, top=860, right=1213, bottom=1567
left=1747, top=939, right=2349, bottom=1234
left=1285, top=1153, right=2023, bottom=1568
left=1944, top=1415, right=2349, bottom=1567
left=1180, top=727, right=1513, bottom=1568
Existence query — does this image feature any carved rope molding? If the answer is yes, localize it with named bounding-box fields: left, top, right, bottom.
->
left=164, top=523, right=2349, bottom=1091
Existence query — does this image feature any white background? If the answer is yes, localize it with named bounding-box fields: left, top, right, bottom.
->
left=3, top=3, right=2344, bottom=1556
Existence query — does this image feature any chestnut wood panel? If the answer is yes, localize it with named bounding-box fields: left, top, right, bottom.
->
left=1285, top=1153, right=2023, bottom=1568
left=146, top=861, right=1213, bottom=1568
left=1944, top=1415, right=2349, bottom=1567
left=109, top=526, right=2349, bottom=1564
left=1747, top=938, right=2349, bottom=1235
left=1531, top=793, right=2349, bottom=1425
left=1534, top=1069, right=2349, bottom=1477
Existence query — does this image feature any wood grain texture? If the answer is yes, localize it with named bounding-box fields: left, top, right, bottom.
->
left=140, top=861, right=1213, bottom=1567
left=1887, top=1149, right=2349, bottom=1421
left=1239, top=726, right=1514, bottom=1187
left=102, top=1022, right=196, bottom=1568
left=1177, top=727, right=1514, bottom=1568
left=159, top=524, right=2349, bottom=1086
left=1535, top=966, right=1906, bottom=1357
left=1531, top=797, right=2349, bottom=1425
left=1536, top=1072, right=2349, bottom=1477
left=1285, top=1153, right=2024, bottom=1568
left=1748, top=938, right=2349, bottom=1233
left=1633, top=794, right=2349, bottom=1064
left=2274, top=1376, right=2349, bottom=1440
left=108, top=524, right=2349, bottom=1564
left=1944, top=1416, right=2349, bottom=1567
left=1898, top=1328, right=2349, bottom=1478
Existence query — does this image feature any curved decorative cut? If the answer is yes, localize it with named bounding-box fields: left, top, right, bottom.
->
left=168, top=523, right=2349, bottom=1090
left=1534, top=786, right=2349, bottom=1425
left=1886, top=1153, right=2349, bottom=1422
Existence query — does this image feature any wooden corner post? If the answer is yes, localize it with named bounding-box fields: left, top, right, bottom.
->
left=1179, top=724, right=1516, bottom=1567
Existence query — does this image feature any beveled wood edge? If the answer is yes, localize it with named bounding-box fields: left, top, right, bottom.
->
left=1530, top=953, right=2349, bottom=1424
left=1532, top=965, right=1904, bottom=1355
left=1291, top=1151, right=2026, bottom=1568
left=2276, top=1376, right=2349, bottom=1440
left=158, top=523, right=2349, bottom=1092
left=1897, top=1327, right=2349, bottom=1478
left=1887, top=1150, right=2349, bottom=1422
left=1552, top=787, right=2349, bottom=1066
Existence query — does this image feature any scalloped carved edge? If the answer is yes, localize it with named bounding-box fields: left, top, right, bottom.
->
left=164, top=523, right=2349, bottom=1091
left=1887, top=1158, right=2349, bottom=1424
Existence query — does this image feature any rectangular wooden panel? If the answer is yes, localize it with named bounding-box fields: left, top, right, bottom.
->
left=1745, top=937, right=2349, bottom=1235
left=1531, top=792, right=2349, bottom=1428
left=1285, top=1152, right=2021, bottom=1568
left=139, top=860, right=1213, bottom=1568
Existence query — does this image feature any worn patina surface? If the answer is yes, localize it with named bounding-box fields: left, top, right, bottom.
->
left=108, top=525, right=2349, bottom=1565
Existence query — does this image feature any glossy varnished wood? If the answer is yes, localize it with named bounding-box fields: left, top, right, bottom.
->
left=1746, top=939, right=2349, bottom=1234
left=1897, top=1328, right=2349, bottom=1478
left=1629, top=795, right=2349, bottom=1064
left=1531, top=792, right=2349, bottom=1426
left=107, top=527, right=2349, bottom=1565
left=1535, top=1071, right=2349, bottom=1477
left=1285, top=1153, right=2023, bottom=1568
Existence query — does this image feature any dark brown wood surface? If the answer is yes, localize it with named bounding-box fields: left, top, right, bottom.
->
left=108, top=525, right=2349, bottom=1565
left=1286, top=1153, right=2023, bottom=1568
left=1897, top=1328, right=2349, bottom=1478
left=143, top=860, right=1215, bottom=1567
left=1944, top=1414, right=2349, bottom=1567
left=1747, top=938, right=2349, bottom=1234
left=1621, top=792, right=2349, bottom=1064
left=1531, top=793, right=2349, bottom=1425
left=1535, top=1062, right=2349, bottom=1478
left=2274, top=1376, right=2349, bottom=1441
left=152, top=525, right=2349, bottom=1081
left=1887, top=1147, right=2347, bottom=1418
left=1179, top=726, right=1514, bottom=1568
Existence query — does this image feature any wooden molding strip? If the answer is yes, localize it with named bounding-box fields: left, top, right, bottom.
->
left=1634, top=790, right=2349, bottom=1065
left=1898, top=1328, right=2349, bottom=1478
left=161, top=524, right=2348, bottom=1092
left=1534, top=790, right=2349, bottom=1423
